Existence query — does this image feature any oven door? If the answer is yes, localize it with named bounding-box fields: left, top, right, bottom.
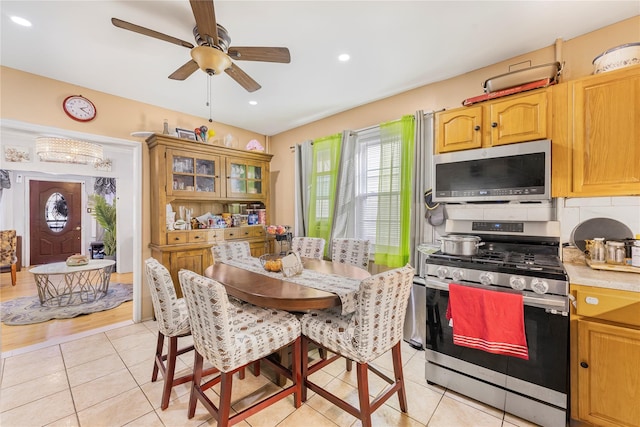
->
left=424, top=277, right=569, bottom=410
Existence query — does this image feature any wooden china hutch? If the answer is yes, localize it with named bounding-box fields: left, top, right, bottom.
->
left=147, top=134, right=273, bottom=296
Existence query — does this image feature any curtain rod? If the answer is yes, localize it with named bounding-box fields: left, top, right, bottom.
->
left=289, top=141, right=314, bottom=150
left=289, top=124, right=375, bottom=149
left=288, top=114, right=423, bottom=150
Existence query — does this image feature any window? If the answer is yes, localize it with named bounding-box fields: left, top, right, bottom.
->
left=301, top=116, right=414, bottom=267
left=354, top=128, right=402, bottom=252
left=308, top=134, right=341, bottom=249
left=353, top=115, right=414, bottom=267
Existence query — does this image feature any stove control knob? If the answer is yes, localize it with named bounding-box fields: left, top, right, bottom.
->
left=436, top=267, right=449, bottom=280
left=510, top=276, right=526, bottom=291
left=479, top=272, right=494, bottom=286
left=531, top=278, right=549, bottom=295
left=452, top=269, right=464, bottom=281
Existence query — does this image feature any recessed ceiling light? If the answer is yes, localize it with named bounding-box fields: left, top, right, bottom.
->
left=11, top=16, right=32, bottom=27
left=338, top=53, right=350, bottom=62
left=249, top=100, right=257, bottom=106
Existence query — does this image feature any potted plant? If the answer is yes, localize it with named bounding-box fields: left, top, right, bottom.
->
left=88, top=194, right=116, bottom=258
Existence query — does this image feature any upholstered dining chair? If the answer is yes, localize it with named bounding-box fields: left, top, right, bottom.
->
left=291, top=236, right=325, bottom=260
left=144, top=258, right=218, bottom=410
left=331, top=238, right=371, bottom=270
left=0, top=230, right=18, bottom=286
left=211, top=241, right=252, bottom=263
left=178, top=270, right=302, bottom=427
left=299, top=264, right=415, bottom=427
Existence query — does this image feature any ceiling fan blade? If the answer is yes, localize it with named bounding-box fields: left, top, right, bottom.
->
left=111, top=18, right=194, bottom=49
left=225, top=63, right=261, bottom=92
left=190, top=0, right=218, bottom=46
left=169, top=60, right=200, bottom=80
left=228, top=47, right=291, bottom=63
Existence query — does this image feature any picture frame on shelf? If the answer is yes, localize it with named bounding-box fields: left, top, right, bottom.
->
left=176, top=128, right=197, bottom=141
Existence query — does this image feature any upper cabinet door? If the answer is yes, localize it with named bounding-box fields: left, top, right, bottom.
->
left=435, top=105, right=483, bottom=153
left=226, top=157, right=267, bottom=199
left=435, top=88, right=550, bottom=154
left=167, top=149, right=222, bottom=198
left=571, top=66, right=640, bottom=196
left=488, top=91, right=548, bottom=147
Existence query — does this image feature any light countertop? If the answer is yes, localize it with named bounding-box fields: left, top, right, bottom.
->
left=563, top=247, right=640, bottom=293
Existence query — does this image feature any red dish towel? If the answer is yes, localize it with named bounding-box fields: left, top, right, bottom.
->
left=448, top=283, right=529, bottom=360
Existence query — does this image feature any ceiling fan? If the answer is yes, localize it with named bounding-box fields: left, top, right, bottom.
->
left=112, top=0, right=290, bottom=92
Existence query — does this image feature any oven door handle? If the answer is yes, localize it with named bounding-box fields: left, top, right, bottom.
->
left=425, top=278, right=569, bottom=312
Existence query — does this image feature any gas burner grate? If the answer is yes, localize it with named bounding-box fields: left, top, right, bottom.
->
left=428, top=247, right=565, bottom=275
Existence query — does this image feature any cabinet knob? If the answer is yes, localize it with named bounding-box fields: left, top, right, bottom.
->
left=491, top=122, right=498, bottom=128
left=175, top=237, right=180, bottom=241
left=580, top=361, right=589, bottom=369
left=474, top=125, right=480, bottom=131
left=194, top=235, right=200, bottom=239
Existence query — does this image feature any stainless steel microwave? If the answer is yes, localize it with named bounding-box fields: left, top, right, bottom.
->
left=432, top=139, right=551, bottom=203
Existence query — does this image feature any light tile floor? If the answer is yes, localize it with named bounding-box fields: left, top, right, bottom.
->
left=0, top=321, right=540, bottom=426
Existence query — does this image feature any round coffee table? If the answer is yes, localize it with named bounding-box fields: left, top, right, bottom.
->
left=30, top=259, right=116, bottom=306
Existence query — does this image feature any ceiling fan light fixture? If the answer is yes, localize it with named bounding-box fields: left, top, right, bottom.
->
left=191, top=46, right=232, bottom=75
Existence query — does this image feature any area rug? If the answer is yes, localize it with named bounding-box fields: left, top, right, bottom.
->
left=1, top=283, right=133, bottom=326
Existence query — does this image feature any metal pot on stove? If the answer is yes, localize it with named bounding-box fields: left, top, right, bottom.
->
left=439, top=235, right=484, bottom=256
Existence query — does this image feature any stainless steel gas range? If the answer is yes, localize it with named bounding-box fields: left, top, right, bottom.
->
left=423, top=220, right=569, bottom=427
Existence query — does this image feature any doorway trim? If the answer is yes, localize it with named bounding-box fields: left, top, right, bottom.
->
left=0, top=119, right=143, bottom=322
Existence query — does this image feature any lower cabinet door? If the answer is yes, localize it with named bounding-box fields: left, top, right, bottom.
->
left=577, top=319, right=640, bottom=427
left=168, top=248, right=212, bottom=297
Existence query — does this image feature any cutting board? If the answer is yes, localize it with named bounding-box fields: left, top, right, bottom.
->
left=586, top=258, right=640, bottom=274
left=570, top=218, right=633, bottom=252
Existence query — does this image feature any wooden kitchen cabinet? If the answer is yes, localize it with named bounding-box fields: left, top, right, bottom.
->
left=166, top=149, right=222, bottom=198
left=435, top=88, right=550, bottom=153
left=552, top=65, right=640, bottom=197
left=151, top=246, right=212, bottom=297
left=570, top=284, right=640, bottom=427
left=225, top=156, right=268, bottom=200
left=147, top=134, right=273, bottom=295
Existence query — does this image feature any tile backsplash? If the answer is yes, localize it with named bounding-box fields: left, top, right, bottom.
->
left=559, top=196, right=640, bottom=243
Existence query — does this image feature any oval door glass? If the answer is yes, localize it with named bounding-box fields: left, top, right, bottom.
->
left=45, top=192, right=68, bottom=232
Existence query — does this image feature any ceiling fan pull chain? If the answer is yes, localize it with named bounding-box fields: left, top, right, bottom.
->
left=207, top=75, right=213, bottom=123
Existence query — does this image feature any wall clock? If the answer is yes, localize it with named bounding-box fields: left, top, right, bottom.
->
left=62, top=95, right=97, bottom=122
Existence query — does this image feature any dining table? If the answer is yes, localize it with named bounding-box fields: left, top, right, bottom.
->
left=204, top=256, right=371, bottom=385
left=203, top=257, right=371, bottom=312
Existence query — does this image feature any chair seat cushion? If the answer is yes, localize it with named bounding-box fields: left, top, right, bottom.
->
left=300, top=309, right=369, bottom=363
left=224, top=302, right=301, bottom=371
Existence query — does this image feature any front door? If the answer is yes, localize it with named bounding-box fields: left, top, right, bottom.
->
left=29, top=180, right=82, bottom=265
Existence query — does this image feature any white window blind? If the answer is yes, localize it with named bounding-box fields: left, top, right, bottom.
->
left=354, top=127, right=402, bottom=252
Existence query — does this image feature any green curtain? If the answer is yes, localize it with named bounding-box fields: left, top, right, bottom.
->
left=307, top=133, right=342, bottom=256
left=374, top=115, right=415, bottom=267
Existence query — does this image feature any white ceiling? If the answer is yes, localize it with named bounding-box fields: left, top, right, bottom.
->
left=1, top=1, right=638, bottom=136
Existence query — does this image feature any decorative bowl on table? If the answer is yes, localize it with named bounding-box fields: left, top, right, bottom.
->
left=259, top=254, right=283, bottom=272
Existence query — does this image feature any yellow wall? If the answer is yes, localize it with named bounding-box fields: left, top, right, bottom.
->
left=269, top=16, right=640, bottom=226
left=0, top=67, right=266, bottom=319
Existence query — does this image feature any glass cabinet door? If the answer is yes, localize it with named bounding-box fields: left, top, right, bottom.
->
left=226, top=158, right=265, bottom=199
left=167, top=150, right=221, bottom=197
